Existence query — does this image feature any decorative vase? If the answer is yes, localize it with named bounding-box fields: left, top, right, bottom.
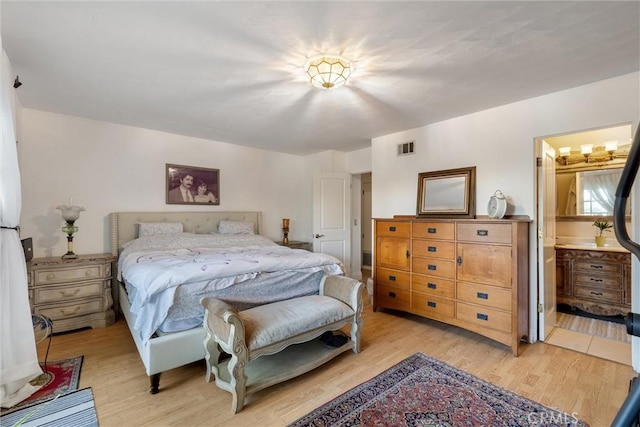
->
left=595, top=236, right=606, bottom=247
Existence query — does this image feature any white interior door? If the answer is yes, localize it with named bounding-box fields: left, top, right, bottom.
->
left=313, top=172, right=351, bottom=276
left=538, top=140, right=557, bottom=340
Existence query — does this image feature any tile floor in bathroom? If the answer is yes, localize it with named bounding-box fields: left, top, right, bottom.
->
left=546, top=320, right=631, bottom=366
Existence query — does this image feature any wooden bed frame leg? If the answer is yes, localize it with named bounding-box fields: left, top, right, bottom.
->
left=150, top=373, right=161, bottom=394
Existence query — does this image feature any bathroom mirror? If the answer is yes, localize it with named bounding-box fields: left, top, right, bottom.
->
left=557, top=167, right=631, bottom=218
left=417, top=166, right=476, bottom=218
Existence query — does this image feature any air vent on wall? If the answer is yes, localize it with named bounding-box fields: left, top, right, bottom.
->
left=397, top=141, right=415, bottom=156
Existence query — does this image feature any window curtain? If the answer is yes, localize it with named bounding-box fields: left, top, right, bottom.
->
left=582, top=170, right=622, bottom=215
left=0, top=49, right=43, bottom=408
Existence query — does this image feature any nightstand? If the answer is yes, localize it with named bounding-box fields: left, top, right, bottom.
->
left=276, top=240, right=313, bottom=252
left=27, top=254, right=116, bottom=333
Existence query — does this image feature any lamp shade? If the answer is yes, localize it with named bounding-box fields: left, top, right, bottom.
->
left=305, top=55, right=351, bottom=89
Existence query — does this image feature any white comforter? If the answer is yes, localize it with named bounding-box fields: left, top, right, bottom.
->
left=119, top=233, right=344, bottom=339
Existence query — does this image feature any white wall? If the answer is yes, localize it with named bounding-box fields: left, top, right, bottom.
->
left=17, top=109, right=315, bottom=258
left=372, top=72, right=640, bottom=344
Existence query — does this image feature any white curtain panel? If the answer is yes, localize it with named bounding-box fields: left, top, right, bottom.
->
left=0, top=49, right=43, bottom=408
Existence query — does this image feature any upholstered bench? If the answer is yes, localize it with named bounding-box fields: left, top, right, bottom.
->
left=201, top=275, right=363, bottom=413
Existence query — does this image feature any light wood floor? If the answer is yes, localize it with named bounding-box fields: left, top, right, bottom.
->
left=39, top=295, right=635, bottom=427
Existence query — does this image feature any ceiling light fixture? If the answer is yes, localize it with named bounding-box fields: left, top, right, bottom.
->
left=304, top=55, right=351, bottom=89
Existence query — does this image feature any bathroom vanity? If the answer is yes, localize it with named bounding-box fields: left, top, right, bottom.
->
left=556, top=245, right=631, bottom=317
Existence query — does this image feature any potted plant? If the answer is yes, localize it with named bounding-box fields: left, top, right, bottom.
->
left=592, top=218, right=613, bottom=247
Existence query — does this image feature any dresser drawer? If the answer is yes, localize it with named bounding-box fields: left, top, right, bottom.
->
left=456, top=302, right=511, bottom=334
left=457, top=223, right=512, bottom=244
left=574, top=261, right=620, bottom=275
left=35, top=281, right=103, bottom=304
left=412, top=275, right=455, bottom=299
left=35, top=265, right=104, bottom=285
left=412, top=240, right=455, bottom=259
left=574, top=273, right=620, bottom=289
left=376, top=221, right=411, bottom=238
left=412, top=258, right=455, bottom=279
left=412, top=293, right=455, bottom=320
left=35, top=297, right=104, bottom=321
left=375, top=268, right=410, bottom=289
left=412, top=222, right=455, bottom=240
left=457, top=282, right=511, bottom=311
left=574, top=286, right=623, bottom=304
left=376, top=285, right=410, bottom=310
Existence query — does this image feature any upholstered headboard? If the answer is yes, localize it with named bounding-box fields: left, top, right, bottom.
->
left=109, top=211, right=263, bottom=256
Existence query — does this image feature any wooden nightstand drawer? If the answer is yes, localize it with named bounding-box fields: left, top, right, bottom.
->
left=35, top=297, right=104, bottom=321
left=457, top=282, right=511, bottom=311
left=35, top=281, right=103, bottom=304
left=35, top=265, right=104, bottom=285
left=412, top=293, right=454, bottom=320
left=456, top=302, right=511, bottom=334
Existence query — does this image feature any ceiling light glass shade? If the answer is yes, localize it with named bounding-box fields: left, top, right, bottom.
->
left=305, top=55, right=351, bottom=89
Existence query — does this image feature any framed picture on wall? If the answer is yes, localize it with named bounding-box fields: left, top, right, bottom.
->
left=416, top=166, right=475, bottom=218
left=166, top=164, right=220, bottom=205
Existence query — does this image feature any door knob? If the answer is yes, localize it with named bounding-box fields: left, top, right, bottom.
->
left=314, top=234, right=325, bottom=238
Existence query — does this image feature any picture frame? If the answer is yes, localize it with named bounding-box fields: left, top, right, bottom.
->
left=166, top=164, right=220, bottom=205
left=416, top=166, right=476, bottom=218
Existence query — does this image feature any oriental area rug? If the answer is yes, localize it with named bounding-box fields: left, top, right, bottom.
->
left=289, top=353, right=587, bottom=427
left=0, top=356, right=83, bottom=415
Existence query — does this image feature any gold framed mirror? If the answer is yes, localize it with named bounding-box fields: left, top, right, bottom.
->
left=416, top=166, right=476, bottom=218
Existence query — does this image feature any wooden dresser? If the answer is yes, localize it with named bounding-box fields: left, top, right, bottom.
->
left=374, top=217, right=530, bottom=356
left=556, top=248, right=631, bottom=317
left=27, top=254, right=116, bottom=333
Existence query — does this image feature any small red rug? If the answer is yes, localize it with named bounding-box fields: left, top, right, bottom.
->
left=1, top=356, right=83, bottom=415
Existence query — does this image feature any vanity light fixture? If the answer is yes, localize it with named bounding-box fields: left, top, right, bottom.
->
left=605, top=140, right=618, bottom=160
left=581, top=144, right=593, bottom=162
left=559, top=146, right=571, bottom=165
left=304, top=55, right=351, bottom=89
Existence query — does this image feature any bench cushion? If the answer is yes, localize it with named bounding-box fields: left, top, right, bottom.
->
left=239, top=295, right=354, bottom=352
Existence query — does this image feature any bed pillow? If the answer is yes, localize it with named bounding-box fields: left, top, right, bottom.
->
left=137, top=222, right=184, bottom=237
left=218, top=220, right=255, bottom=235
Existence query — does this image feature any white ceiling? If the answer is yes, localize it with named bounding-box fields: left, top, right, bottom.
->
left=2, top=1, right=639, bottom=155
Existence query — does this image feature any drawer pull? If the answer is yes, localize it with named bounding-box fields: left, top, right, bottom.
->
left=388, top=275, right=396, bottom=281
left=427, top=283, right=437, bottom=289
left=428, top=264, right=437, bottom=271
left=389, top=226, right=396, bottom=232
left=46, top=273, right=55, bottom=280
left=590, top=265, right=603, bottom=269
left=590, top=292, right=603, bottom=296
left=456, top=256, right=462, bottom=266
left=477, top=313, right=489, bottom=321
left=60, top=289, right=80, bottom=297
left=406, top=250, right=410, bottom=259
left=427, top=227, right=437, bottom=234
left=428, top=246, right=436, bottom=252
left=590, top=278, right=603, bottom=282
left=477, top=230, right=489, bottom=236
left=60, top=306, right=81, bottom=316
left=477, top=292, right=489, bottom=300
left=389, top=292, right=396, bottom=298
left=427, top=301, right=436, bottom=308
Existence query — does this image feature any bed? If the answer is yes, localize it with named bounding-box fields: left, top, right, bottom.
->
left=110, top=211, right=344, bottom=393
